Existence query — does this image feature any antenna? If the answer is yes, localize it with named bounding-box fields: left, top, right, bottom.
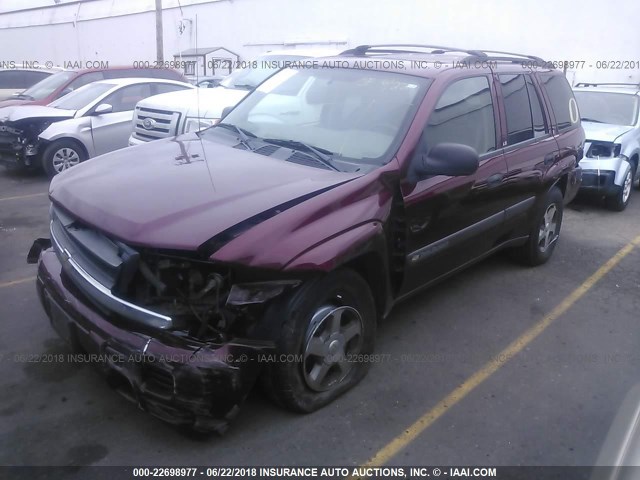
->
left=195, top=13, right=201, bottom=126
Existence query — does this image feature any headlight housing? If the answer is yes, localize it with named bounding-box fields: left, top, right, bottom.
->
left=587, top=142, right=622, bottom=158
left=184, top=117, right=219, bottom=133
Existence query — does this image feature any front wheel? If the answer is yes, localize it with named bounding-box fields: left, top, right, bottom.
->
left=42, top=140, right=87, bottom=179
left=510, top=186, right=564, bottom=266
left=261, top=269, right=376, bottom=413
left=606, top=168, right=633, bottom=212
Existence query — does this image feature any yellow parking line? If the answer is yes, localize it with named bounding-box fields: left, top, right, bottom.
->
left=353, top=234, right=640, bottom=473
left=0, top=276, right=36, bottom=289
left=0, top=192, right=47, bottom=202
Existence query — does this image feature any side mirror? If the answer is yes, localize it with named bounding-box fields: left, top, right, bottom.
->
left=221, top=105, right=233, bottom=119
left=93, top=103, right=113, bottom=115
left=417, top=143, right=479, bottom=178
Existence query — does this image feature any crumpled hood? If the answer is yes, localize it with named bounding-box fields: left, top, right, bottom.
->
left=0, top=105, right=75, bottom=122
left=582, top=121, right=632, bottom=143
left=137, top=87, right=248, bottom=119
left=49, top=134, right=359, bottom=251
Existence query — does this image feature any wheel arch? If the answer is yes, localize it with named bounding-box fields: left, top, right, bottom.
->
left=283, top=222, right=393, bottom=321
left=40, top=136, right=90, bottom=162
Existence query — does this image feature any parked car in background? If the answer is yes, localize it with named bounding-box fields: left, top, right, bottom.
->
left=0, top=67, right=63, bottom=100
left=0, top=66, right=187, bottom=108
left=0, top=78, right=192, bottom=177
left=573, top=83, right=640, bottom=211
left=128, top=49, right=340, bottom=144
left=30, top=45, right=583, bottom=433
left=190, top=76, right=223, bottom=88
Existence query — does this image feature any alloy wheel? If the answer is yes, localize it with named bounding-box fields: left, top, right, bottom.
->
left=622, top=170, right=632, bottom=203
left=538, top=204, right=558, bottom=253
left=302, top=305, right=363, bottom=392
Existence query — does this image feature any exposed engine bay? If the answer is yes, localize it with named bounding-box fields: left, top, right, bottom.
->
left=0, top=116, right=62, bottom=167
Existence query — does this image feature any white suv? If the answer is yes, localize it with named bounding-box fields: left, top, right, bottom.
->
left=573, top=83, right=640, bottom=211
left=128, top=48, right=341, bottom=145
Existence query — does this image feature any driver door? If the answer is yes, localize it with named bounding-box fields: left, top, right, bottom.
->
left=400, top=75, right=509, bottom=294
left=90, top=83, right=152, bottom=156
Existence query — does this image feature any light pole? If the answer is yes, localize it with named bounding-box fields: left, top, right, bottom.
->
left=155, top=0, right=164, bottom=63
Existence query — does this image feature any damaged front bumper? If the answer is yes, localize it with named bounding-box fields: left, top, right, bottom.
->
left=0, top=126, right=39, bottom=169
left=34, top=247, right=273, bottom=433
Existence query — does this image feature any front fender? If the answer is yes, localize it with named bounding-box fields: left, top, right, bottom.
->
left=283, top=221, right=385, bottom=272
left=39, top=117, right=94, bottom=157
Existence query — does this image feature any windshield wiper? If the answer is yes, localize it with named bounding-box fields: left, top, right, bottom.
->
left=581, top=117, right=605, bottom=123
left=263, top=138, right=340, bottom=171
left=13, top=93, right=34, bottom=100
left=215, top=122, right=256, bottom=150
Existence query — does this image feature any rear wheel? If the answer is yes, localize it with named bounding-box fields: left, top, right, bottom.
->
left=510, top=186, right=564, bottom=266
left=261, top=269, right=376, bottom=413
left=606, top=168, right=633, bottom=212
left=42, top=139, right=87, bottom=179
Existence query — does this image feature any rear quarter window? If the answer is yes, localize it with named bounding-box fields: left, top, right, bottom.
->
left=539, top=73, right=580, bottom=131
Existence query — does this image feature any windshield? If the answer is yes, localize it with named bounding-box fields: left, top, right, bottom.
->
left=219, top=55, right=310, bottom=91
left=48, top=82, right=115, bottom=110
left=215, top=67, right=430, bottom=167
left=574, top=91, right=639, bottom=126
left=20, top=71, right=77, bottom=100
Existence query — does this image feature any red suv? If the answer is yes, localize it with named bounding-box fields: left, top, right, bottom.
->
left=29, top=45, right=583, bottom=433
left=0, top=66, right=186, bottom=107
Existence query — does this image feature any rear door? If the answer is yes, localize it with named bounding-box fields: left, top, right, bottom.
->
left=537, top=72, right=584, bottom=201
left=401, top=75, right=509, bottom=293
left=496, top=72, right=558, bottom=234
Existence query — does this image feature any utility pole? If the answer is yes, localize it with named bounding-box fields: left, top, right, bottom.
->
left=155, top=0, right=164, bottom=63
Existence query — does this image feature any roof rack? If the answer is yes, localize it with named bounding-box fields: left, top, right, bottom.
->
left=340, top=44, right=488, bottom=58
left=340, top=44, right=547, bottom=65
left=575, top=82, right=640, bottom=88
left=473, top=49, right=545, bottom=63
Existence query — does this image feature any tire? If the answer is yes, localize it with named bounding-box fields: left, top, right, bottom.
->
left=510, top=186, right=564, bottom=266
left=606, top=168, right=633, bottom=212
left=42, top=139, right=87, bottom=179
left=261, top=269, right=376, bottom=413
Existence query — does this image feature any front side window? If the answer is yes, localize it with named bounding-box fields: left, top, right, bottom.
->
left=500, top=74, right=548, bottom=145
left=539, top=73, right=580, bottom=131
left=100, top=83, right=153, bottom=113
left=424, top=76, right=496, bottom=155
left=217, top=67, right=430, bottom=166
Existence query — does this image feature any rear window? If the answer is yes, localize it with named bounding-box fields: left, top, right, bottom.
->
left=23, top=71, right=51, bottom=87
left=0, top=70, right=23, bottom=88
left=539, top=73, right=580, bottom=131
left=104, top=68, right=183, bottom=81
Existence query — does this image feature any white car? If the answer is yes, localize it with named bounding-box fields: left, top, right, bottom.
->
left=128, top=48, right=342, bottom=145
left=573, top=83, right=640, bottom=211
left=0, top=78, right=192, bottom=177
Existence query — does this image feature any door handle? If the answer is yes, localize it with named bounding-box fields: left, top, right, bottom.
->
left=486, top=173, right=504, bottom=187
left=544, top=153, right=559, bottom=165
